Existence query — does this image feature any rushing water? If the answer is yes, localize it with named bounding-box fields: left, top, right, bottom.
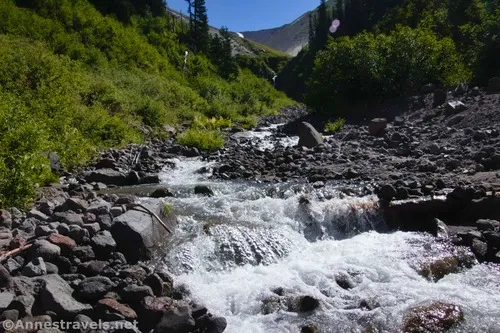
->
left=153, top=129, right=500, bottom=333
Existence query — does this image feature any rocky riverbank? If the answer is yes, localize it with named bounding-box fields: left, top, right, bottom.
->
left=207, top=83, right=500, bottom=265
left=0, top=83, right=499, bottom=333
left=0, top=182, right=226, bottom=332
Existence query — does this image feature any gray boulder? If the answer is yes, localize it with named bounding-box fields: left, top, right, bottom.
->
left=5, top=259, right=22, bottom=274
left=0, top=291, right=15, bottom=312
left=27, top=209, right=50, bottom=221
left=298, top=122, right=323, bottom=148
left=77, top=276, right=114, bottom=301
left=9, top=294, right=35, bottom=316
left=35, top=225, right=53, bottom=237
left=445, top=101, right=467, bottom=115
left=154, top=306, right=196, bottom=333
left=85, top=169, right=129, bottom=186
left=120, top=284, right=154, bottom=303
left=476, top=219, right=499, bottom=231
left=45, top=152, right=61, bottom=172
left=86, top=199, right=111, bottom=215
left=36, top=274, right=92, bottom=319
left=150, top=188, right=174, bottom=198
left=144, top=274, right=171, bottom=297
left=205, top=316, right=227, bottom=333
left=0, top=309, right=19, bottom=322
left=0, top=209, right=12, bottom=228
left=53, top=212, right=84, bottom=226
left=91, top=231, right=117, bottom=258
left=22, top=257, right=47, bottom=277
left=69, top=225, right=90, bottom=243
left=368, top=118, right=387, bottom=136
left=30, top=240, right=61, bottom=261
left=111, top=203, right=176, bottom=263
left=72, top=246, right=96, bottom=261
left=377, top=184, right=397, bottom=201
left=0, top=264, right=12, bottom=288
left=194, top=185, right=214, bottom=197
left=59, top=198, right=89, bottom=213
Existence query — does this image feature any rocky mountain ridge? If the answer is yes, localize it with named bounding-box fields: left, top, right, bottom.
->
left=241, top=0, right=336, bottom=56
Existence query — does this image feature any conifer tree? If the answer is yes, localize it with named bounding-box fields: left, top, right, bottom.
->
left=210, top=27, right=237, bottom=79
left=192, top=0, right=210, bottom=53
left=315, top=0, right=329, bottom=49
left=185, top=0, right=193, bottom=31
left=308, top=13, right=316, bottom=43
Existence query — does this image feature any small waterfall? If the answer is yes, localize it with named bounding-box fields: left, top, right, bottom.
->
left=151, top=126, right=500, bottom=333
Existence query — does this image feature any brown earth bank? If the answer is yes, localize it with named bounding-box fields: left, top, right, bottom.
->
left=0, top=82, right=499, bottom=333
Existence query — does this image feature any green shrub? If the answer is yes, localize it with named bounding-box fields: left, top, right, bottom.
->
left=192, top=116, right=232, bottom=130
left=0, top=93, right=56, bottom=208
left=0, top=0, right=294, bottom=207
left=177, top=129, right=224, bottom=151
left=324, top=118, right=346, bottom=133
left=306, top=27, right=470, bottom=113
left=161, top=203, right=173, bottom=215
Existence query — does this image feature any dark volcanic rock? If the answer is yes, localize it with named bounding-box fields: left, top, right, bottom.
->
left=36, top=274, right=92, bottom=319
left=30, top=240, right=61, bottom=261
left=377, top=184, right=397, bottom=201
left=476, top=219, right=499, bottom=231
left=22, top=257, right=47, bottom=277
left=77, top=276, right=115, bottom=301
left=120, top=284, right=154, bottom=303
left=85, top=169, right=129, bottom=186
left=154, top=305, right=196, bottom=333
left=90, top=231, right=117, bottom=258
left=194, top=185, right=214, bottom=197
left=150, top=188, right=174, bottom=198
left=403, top=302, right=464, bottom=332
left=368, top=118, right=387, bottom=136
left=0, top=264, right=12, bottom=288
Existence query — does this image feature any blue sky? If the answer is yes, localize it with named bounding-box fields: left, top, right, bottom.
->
left=166, top=0, right=319, bottom=31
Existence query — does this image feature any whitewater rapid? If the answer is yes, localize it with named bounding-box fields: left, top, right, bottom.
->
left=153, top=129, right=500, bottom=333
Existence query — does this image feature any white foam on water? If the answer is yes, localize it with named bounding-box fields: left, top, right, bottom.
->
left=158, top=157, right=500, bottom=333
left=238, top=124, right=300, bottom=151
left=172, top=232, right=500, bottom=333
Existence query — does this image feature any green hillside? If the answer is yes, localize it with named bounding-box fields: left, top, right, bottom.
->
left=279, top=0, right=500, bottom=113
left=0, top=0, right=294, bottom=207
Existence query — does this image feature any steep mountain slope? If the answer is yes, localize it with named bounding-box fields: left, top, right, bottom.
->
left=165, top=7, right=287, bottom=57
left=241, top=0, right=335, bottom=56
left=241, top=12, right=311, bottom=56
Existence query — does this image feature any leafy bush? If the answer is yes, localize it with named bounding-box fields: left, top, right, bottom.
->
left=192, top=116, right=232, bottom=130
left=324, top=118, right=346, bottom=133
left=0, top=93, right=56, bottom=208
left=306, top=27, right=470, bottom=113
left=0, top=0, right=294, bottom=206
left=177, top=129, right=224, bottom=151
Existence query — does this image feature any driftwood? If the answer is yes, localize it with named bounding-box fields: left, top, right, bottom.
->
left=0, top=243, right=32, bottom=263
